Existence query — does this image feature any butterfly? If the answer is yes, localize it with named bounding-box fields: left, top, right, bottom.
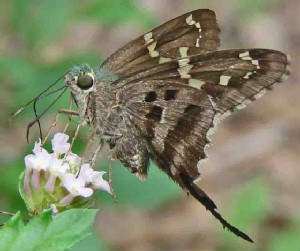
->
left=15, top=9, right=290, bottom=242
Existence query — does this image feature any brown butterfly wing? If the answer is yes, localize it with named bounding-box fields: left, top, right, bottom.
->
left=101, top=9, right=220, bottom=78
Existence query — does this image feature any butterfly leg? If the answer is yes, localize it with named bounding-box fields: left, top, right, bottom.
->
left=82, top=130, right=103, bottom=167
left=108, top=154, right=118, bottom=203
left=113, top=135, right=150, bottom=180
left=42, top=109, right=79, bottom=145
left=42, top=93, right=79, bottom=145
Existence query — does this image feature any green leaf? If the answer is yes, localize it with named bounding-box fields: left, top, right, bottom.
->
left=0, top=212, right=24, bottom=251
left=69, top=231, right=108, bottom=251
left=9, top=210, right=52, bottom=251
left=0, top=209, right=98, bottom=251
left=37, top=209, right=98, bottom=251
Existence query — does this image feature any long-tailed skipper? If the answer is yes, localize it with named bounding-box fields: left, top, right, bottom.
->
left=13, top=9, right=290, bottom=242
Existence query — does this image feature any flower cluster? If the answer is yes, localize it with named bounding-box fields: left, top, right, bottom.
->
left=21, top=133, right=111, bottom=214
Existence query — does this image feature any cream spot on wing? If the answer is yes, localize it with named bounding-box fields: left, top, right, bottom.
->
left=189, top=79, right=205, bottom=89
left=178, top=58, right=190, bottom=67
left=186, top=14, right=196, bottom=25
left=147, top=41, right=159, bottom=57
left=179, top=47, right=189, bottom=58
left=159, top=57, right=172, bottom=64
left=185, top=15, right=202, bottom=46
left=243, top=72, right=253, bottom=79
left=219, top=75, right=231, bottom=86
left=251, top=59, right=260, bottom=69
left=144, top=32, right=153, bottom=44
left=239, top=51, right=260, bottom=69
left=177, top=65, right=193, bottom=79
left=196, top=38, right=200, bottom=47
left=239, top=51, right=251, bottom=59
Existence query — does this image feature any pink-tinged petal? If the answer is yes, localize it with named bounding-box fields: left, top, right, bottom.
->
left=91, top=171, right=111, bottom=194
left=94, top=180, right=111, bottom=194
left=24, top=166, right=32, bottom=195
left=78, top=187, right=93, bottom=198
left=31, top=169, right=40, bottom=190
left=32, top=139, right=42, bottom=154
left=78, top=164, right=94, bottom=183
left=51, top=133, right=70, bottom=154
left=33, top=139, right=48, bottom=155
left=59, top=193, right=75, bottom=205
left=24, top=155, right=35, bottom=170
left=62, top=173, right=93, bottom=198
left=45, top=174, right=56, bottom=192
left=48, top=157, right=69, bottom=179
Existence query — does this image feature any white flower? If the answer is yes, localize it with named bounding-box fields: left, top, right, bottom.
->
left=45, top=157, right=69, bottom=192
left=62, top=173, right=93, bottom=198
left=48, top=157, right=69, bottom=179
left=51, top=133, right=70, bottom=155
left=78, top=164, right=111, bottom=194
left=24, top=139, right=51, bottom=190
left=22, top=132, right=112, bottom=210
left=25, top=139, right=51, bottom=171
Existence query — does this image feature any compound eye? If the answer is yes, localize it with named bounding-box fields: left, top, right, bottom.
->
left=77, top=74, right=94, bottom=90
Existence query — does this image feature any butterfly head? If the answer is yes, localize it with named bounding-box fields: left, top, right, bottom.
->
left=64, top=64, right=97, bottom=121
left=65, top=64, right=96, bottom=93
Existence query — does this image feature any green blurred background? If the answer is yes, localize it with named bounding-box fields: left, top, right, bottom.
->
left=0, top=0, right=299, bottom=250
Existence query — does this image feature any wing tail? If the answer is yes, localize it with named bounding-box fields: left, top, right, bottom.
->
left=179, top=172, right=254, bottom=243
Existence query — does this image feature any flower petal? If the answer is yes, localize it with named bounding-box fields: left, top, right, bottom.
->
left=78, top=187, right=94, bottom=198
left=92, top=172, right=111, bottom=194
left=45, top=174, right=57, bottom=192
left=78, top=164, right=94, bottom=183
left=51, top=133, right=70, bottom=154
left=59, top=193, right=75, bottom=205
left=31, top=169, right=40, bottom=190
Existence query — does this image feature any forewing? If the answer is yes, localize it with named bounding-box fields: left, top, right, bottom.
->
left=101, top=9, right=220, bottom=78
left=116, top=49, right=290, bottom=117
